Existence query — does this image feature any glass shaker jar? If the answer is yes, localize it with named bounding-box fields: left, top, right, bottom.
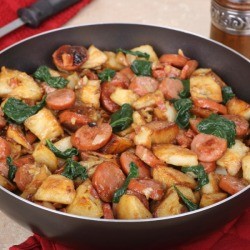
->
left=210, top=0, right=250, bottom=59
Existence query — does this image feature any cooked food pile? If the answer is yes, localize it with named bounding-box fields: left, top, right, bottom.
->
left=0, top=44, right=249, bottom=219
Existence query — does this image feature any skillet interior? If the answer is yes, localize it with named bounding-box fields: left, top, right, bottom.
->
left=0, top=24, right=249, bottom=249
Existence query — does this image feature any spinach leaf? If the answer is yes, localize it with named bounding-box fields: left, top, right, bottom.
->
left=197, top=113, right=236, bottom=147
left=117, top=48, right=150, bottom=60
left=174, top=185, right=199, bottom=211
left=110, top=103, right=133, bottom=132
left=33, top=65, right=68, bottom=88
left=7, top=157, right=17, bottom=181
left=112, top=162, right=139, bottom=203
left=181, top=165, right=209, bottom=191
left=3, top=95, right=46, bottom=124
left=179, top=79, right=190, bottom=98
left=98, top=68, right=116, bottom=82
left=222, top=86, right=235, bottom=104
left=130, top=60, right=152, bottom=76
left=46, top=139, right=78, bottom=159
left=62, top=159, right=88, bottom=180
left=173, top=98, right=193, bottom=129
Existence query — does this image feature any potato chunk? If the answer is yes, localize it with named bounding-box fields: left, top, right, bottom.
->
left=0, top=175, right=16, bottom=191
left=152, top=165, right=197, bottom=189
left=216, top=140, right=249, bottom=176
left=116, top=194, right=152, bottom=219
left=227, top=98, right=250, bottom=120
left=81, top=45, right=107, bottom=69
left=66, top=179, right=103, bottom=218
left=34, top=174, right=76, bottom=204
left=154, top=188, right=185, bottom=217
left=110, top=88, right=139, bottom=106
left=201, top=172, right=220, bottom=194
left=103, top=51, right=124, bottom=70
left=24, top=108, right=63, bottom=142
left=32, top=143, right=58, bottom=172
left=153, top=144, right=198, bottom=167
left=200, top=192, right=228, bottom=208
left=79, top=79, right=101, bottom=109
left=0, top=67, right=42, bottom=101
left=242, top=152, right=250, bottom=182
left=190, top=69, right=222, bottom=102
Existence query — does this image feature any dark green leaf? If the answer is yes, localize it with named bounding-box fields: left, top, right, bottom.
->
left=62, top=159, right=88, bottom=180
left=46, top=139, right=78, bottom=159
left=197, top=113, right=236, bottom=147
left=130, top=60, right=152, bottom=76
left=112, top=162, right=139, bottom=203
left=7, top=157, right=17, bottom=181
left=179, top=79, right=190, bottom=98
left=110, top=103, right=133, bottom=132
left=222, top=86, right=235, bottom=105
left=181, top=165, right=209, bottom=191
left=3, top=95, right=46, bottom=124
left=174, top=185, right=199, bottom=211
left=173, top=98, right=193, bottom=129
left=98, top=68, right=116, bottom=82
left=117, top=48, right=150, bottom=60
left=33, top=65, right=68, bottom=88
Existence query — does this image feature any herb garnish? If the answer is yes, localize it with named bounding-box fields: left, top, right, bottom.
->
left=173, top=98, right=193, bottom=129
left=46, top=139, right=78, bottom=159
left=62, top=158, right=88, bottom=181
left=7, top=156, right=17, bottom=181
left=98, top=68, right=116, bottom=82
left=3, top=96, right=46, bottom=124
left=117, top=48, right=150, bottom=60
left=179, top=79, right=190, bottom=98
left=33, top=65, right=68, bottom=88
left=112, top=162, right=139, bottom=203
left=110, top=103, right=133, bottom=132
left=197, top=113, right=236, bottom=147
left=222, top=86, right=235, bottom=105
left=181, top=165, right=209, bottom=191
left=174, top=185, right=199, bottom=211
left=130, top=60, right=152, bottom=76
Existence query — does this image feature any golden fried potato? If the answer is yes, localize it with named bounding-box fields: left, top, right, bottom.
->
left=103, top=51, right=124, bottom=70
left=66, top=179, right=103, bottom=218
left=116, top=194, right=152, bottom=219
left=200, top=192, right=228, bottom=208
left=201, top=172, right=220, bottom=194
left=110, top=88, right=139, bottom=106
left=0, top=175, right=16, bottom=191
left=34, top=174, right=76, bottom=204
left=242, top=152, right=250, bottom=182
left=227, top=98, right=250, bottom=120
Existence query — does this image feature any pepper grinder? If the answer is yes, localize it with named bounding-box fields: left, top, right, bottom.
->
left=210, top=0, right=250, bottom=59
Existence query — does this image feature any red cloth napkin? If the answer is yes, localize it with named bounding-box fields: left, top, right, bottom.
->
left=10, top=208, right=250, bottom=250
left=0, top=0, right=92, bottom=51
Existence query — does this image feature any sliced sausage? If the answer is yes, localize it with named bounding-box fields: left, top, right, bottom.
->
left=92, top=162, right=126, bottom=202
left=192, top=98, right=227, bottom=115
left=180, top=60, right=198, bottom=79
left=159, top=54, right=188, bottom=68
left=135, top=145, right=164, bottom=168
left=46, top=88, right=76, bottom=110
left=13, top=155, right=34, bottom=168
left=120, top=151, right=151, bottom=178
left=191, top=106, right=213, bottom=118
left=119, top=67, right=135, bottom=81
left=0, top=137, right=11, bottom=160
left=129, top=76, right=158, bottom=96
left=102, top=203, right=115, bottom=219
left=13, top=164, right=38, bottom=192
left=0, top=160, right=9, bottom=178
left=111, top=72, right=130, bottom=87
left=219, top=175, right=247, bottom=195
left=126, top=189, right=149, bottom=210
left=101, top=81, right=127, bottom=113
left=200, top=161, right=216, bottom=173
left=71, top=123, right=112, bottom=151
left=223, top=115, right=249, bottom=137
left=59, top=110, right=91, bottom=131
left=128, top=178, right=164, bottom=200
left=191, top=133, right=227, bottom=162
left=158, top=77, right=183, bottom=99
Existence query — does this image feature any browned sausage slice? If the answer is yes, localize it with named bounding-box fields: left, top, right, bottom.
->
left=120, top=151, right=151, bottom=178
left=159, top=54, right=188, bottom=67
left=219, top=175, right=247, bottom=195
left=223, top=115, right=249, bottom=137
left=0, top=137, right=11, bottom=160
left=46, top=88, right=76, bottom=110
left=102, top=203, right=115, bottom=219
left=71, top=123, right=112, bottom=151
left=158, top=77, right=183, bottom=99
left=92, top=162, right=126, bottom=202
left=128, top=178, right=164, bottom=200
left=191, top=133, right=227, bottom=162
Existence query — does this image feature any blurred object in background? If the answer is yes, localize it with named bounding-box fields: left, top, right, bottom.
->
left=210, top=0, right=250, bottom=59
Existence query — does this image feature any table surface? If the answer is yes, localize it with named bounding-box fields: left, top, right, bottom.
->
left=0, top=0, right=211, bottom=249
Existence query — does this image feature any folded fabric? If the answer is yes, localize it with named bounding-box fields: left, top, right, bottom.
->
left=10, top=208, right=250, bottom=250
left=0, top=0, right=92, bottom=51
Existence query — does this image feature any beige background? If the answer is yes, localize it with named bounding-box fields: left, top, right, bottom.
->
left=0, top=0, right=211, bottom=249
